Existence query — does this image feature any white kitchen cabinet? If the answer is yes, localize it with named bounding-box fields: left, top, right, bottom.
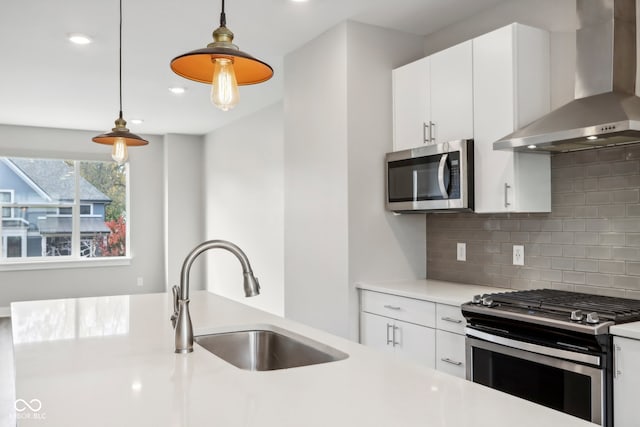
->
left=392, top=57, right=430, bottom=151
left=436, top=303, right=466, bottom=335
left=435, top=329, right=466, bottom=378
left=613, top=336, right=640, bottom=427
left=359, top=290, right=469, bottom=376
left=392, top=40, right=473, bottom=151
left=361, top=287, right=436, bottom=327
left=360, top=290, right=436, bottom=367
left=360, top=312, right=436, bottom=367
left=435, top=303, right=467, bottom=378
left=360, top=311, right=396, bottom=356
left=472, top=23, right=551, bottom=213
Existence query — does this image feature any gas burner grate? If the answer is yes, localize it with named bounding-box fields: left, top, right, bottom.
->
left=488, top=289, right=640, bottom=323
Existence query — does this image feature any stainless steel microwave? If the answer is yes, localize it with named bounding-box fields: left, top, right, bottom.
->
left=385, top=139, right=473, bottom=212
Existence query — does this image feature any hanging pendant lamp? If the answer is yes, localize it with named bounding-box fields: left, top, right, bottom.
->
left=93, top=0, right=148, bottom=165
left=170, top=0, right=273, bottom=111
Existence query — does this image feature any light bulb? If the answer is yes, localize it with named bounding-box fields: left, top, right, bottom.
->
left=112, top=138, right=128, bottom=165
left=210, top=58, right=239, bottom=111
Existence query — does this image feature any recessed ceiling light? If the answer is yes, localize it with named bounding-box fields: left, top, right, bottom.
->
left=168, top=87, right=186, bottom=95
left=527, top=144, right=536, bottom=149
left=290, top=0, right=309, bottom=2
left=68, top=33, right=92, bottom=45
left=129, top=119, right=143, bottom=124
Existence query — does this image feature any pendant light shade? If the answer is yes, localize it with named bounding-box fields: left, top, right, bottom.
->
left=93, top=0, right=148, bottom=164
left=170, top=0, right=273, bottom=110
left=170, top=46, right=273, bottom=85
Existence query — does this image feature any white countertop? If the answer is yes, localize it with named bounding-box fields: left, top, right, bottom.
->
left=356, top=279, right=509, bottom=306
left=611, top=321, right=640, bottom=340
left=11, top=291, right=594, bottom=427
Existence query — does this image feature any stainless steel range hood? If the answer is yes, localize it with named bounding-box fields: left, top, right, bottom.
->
left=494, top=0, right=640, bottom=153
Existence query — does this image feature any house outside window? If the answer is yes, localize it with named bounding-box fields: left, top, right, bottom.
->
left=0, top=157, right=129, bottom=263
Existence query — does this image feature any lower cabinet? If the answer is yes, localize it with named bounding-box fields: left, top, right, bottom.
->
left=360, top=311, right=435, bottom=367
left=435, top=329, right=466, bottom=378
left=613, top=336, right=640, bottom=427
left=359, top=289, right=468, bottom=377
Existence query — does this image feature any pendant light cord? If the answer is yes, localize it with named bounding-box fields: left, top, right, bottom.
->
left=220, top=0, right=226, bottom=26
left=119, top=0, right=123, bottom=119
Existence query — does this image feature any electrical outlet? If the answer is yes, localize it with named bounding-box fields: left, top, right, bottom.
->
left=513, top=245, right=524, bottom=266
left=457, top=242, right=466, bottom=261
left=136, top=277, right=144, bottom=287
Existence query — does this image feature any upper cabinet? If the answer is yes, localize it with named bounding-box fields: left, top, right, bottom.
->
left=391, top=23, right=552, bottom=213
left=473, top=24, right=551, bottom=213
left=392, top=40, right=473, bottom=151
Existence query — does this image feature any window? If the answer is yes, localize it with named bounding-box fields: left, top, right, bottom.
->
left=0, top=190, right=12, bottom=218
left=6, top=236, right=22, bottom=257
left=0, top=157, right=129, bottom=263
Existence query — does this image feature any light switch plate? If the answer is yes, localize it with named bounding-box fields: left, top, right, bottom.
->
left=457, top=242, right=466, bottom=262
left=513, top=245, right=524, bottom=266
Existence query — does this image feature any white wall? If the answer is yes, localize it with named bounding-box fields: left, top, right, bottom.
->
left=284, top=22, right=426, bottom=339
left=0, top=124, right=166, bottom=307
left=164, top=134, right=205, bottom=292
left=422, top=0, right=577, bottom=109
left=203, top=102, right=285, bottom=316
left=345, top=22, right=428, bottom=338
left=284, top=23, right=351, bottom=337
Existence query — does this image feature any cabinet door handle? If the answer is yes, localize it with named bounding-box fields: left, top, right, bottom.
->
left=440, top=357, right=463, bottom=366
left=423, top=122, right=429, bottom=144
left=386, top=323, right=393, bottom=346
left=504, top=183, right=511, bottom=208
left=615, top=344, right=622, bottom=378
left=392, top=325, right=399, bottom=347
left=430, top=121, right=436, bottom=142
left=440, top=316, right=462, bottom=324
left=384, top=304, right=401, bottom=311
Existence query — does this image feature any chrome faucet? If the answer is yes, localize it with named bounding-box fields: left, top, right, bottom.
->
left=171, top=240, right=260, bottom=353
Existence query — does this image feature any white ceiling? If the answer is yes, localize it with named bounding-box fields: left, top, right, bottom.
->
left=0, top=0, right=505, bottom=136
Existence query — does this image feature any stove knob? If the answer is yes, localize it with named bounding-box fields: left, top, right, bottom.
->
left=472, top=294, right=482, bottom=304
left=586, top=312, right=600, bottom=324
left=570, top=310, right=584, bottom=321
left=482, top=297, right=494, bottom=307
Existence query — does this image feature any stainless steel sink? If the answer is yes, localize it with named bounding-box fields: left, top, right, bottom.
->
left=194, top=325, right=348, bottom=371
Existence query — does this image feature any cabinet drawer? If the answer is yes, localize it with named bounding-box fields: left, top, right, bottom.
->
left=361, top=290, right=435, bottom=328
left=436, top=303, right=466, bottom=334
left=436, top=329, right=466, bottom=379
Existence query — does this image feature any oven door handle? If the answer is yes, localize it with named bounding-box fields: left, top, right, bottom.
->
left=465, top=327, right=601, bottom=366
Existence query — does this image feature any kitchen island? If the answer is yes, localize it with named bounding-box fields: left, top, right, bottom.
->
left=11, top=291, right=594, bottom=427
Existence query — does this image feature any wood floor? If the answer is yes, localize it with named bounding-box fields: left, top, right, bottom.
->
left=0, top=317, right=15, bottom=426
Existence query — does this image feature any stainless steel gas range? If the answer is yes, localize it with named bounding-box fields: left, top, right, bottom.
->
left=462, top=289, right=640, bottom=427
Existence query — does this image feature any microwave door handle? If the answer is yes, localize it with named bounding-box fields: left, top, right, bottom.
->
left=437, top=153, right=449, bottom=199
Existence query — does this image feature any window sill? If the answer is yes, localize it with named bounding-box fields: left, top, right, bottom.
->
left=0, top=257, right=132, bottom=272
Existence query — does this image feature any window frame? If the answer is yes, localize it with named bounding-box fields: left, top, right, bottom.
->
left=0, top=157, right=132, bottom=270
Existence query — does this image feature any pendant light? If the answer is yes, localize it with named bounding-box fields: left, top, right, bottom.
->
left=93, top=0, right=148, bottom=165
left=170, top=0, right=273, bottom=111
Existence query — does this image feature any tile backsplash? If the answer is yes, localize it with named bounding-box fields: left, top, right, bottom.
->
left=426, top=145, right=640, bottom=299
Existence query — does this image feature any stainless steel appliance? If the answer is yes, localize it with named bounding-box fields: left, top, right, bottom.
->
left=385, top=139, right=473, bottom=212
left=462, top=289, right=640, bottom=427
left=494, top=0, right=640, bottom=153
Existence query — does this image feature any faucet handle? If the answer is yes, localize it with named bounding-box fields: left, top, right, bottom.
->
left=170, top=285, right=180, bottom=328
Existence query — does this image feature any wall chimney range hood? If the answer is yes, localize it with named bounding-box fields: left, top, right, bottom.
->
left=494, top=0, right=640, bottom=153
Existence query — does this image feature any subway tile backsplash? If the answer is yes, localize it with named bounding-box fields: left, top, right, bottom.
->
left=426, top=145, right=640, bottom=299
